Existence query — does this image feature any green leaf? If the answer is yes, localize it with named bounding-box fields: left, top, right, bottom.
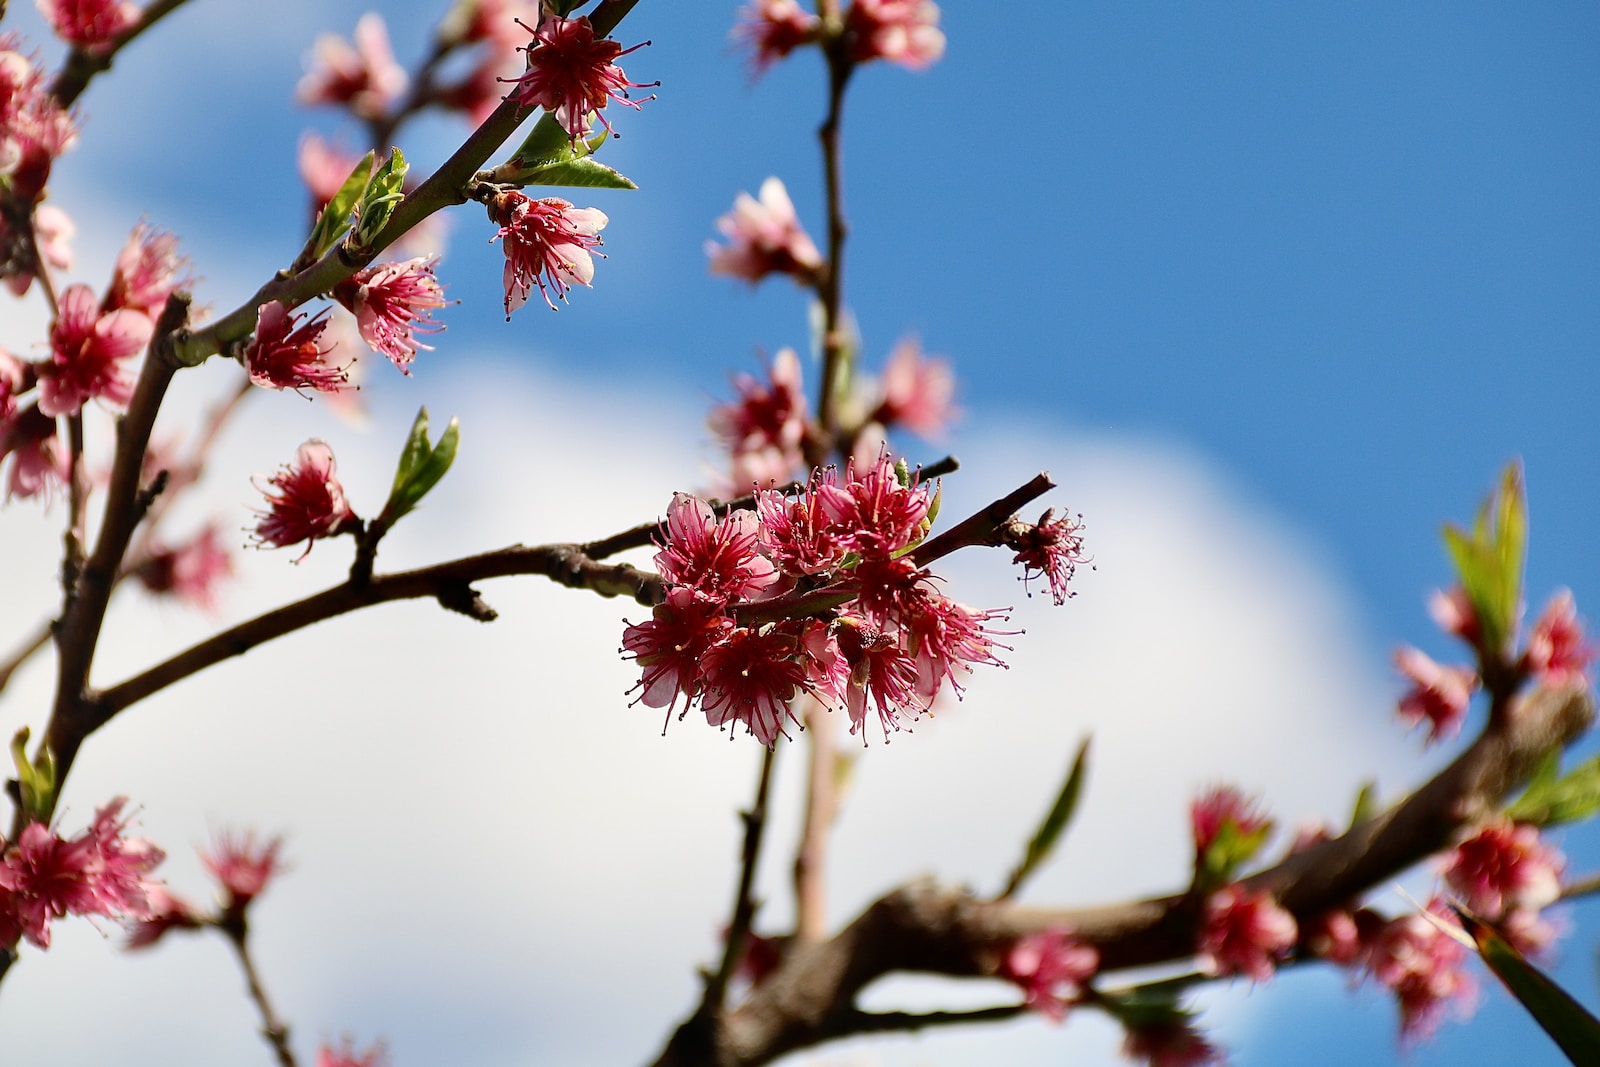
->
left=1199, top=817, right=1275, bottom=887
left=1506, top=752, right=1600, bottom=827
left=1000, top=737, right=1091, bottom=899
left=1441, top=460, right=1526, bottom=656
left=348, top=148, right=409, bottom=254
left=517, top=155, right=638, bottom=190
left=306, top=151, right=375, bottom=261
left=1349, top=780, right=1378, bottom=828
left=10, top=728, right=56, bottom=824
left=380, top=407, right=460, bottom=528
left=1459, top=909, right=1600, bottom=1063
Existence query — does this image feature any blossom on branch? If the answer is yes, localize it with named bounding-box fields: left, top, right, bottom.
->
left=706, top=177, right=824, bottom=286
left=37, top=282, right=153, bottom=416
left=250, top=440, right=358, bottom=560
left=201, top=828, right=284, bottom=912
left=1394, top=646, right=1477, bottom=745
left=36, top=0, right=138, bottom=53
left=1195, top=884, right=1297, bottom=983
left=1365, top=900, right=1477, bottom=1042
left=333, top=257, right=449, bottom=374
left=243, top=301, right=350, bottom=396
left=297, top=13, right=408, bottom=121
left=845, top=0, right=945, bottom=70
left=507, top=15, right=654, bottom=140
left=107, top=221, right=190, bottom=319
left=1525, top=589, right=1594, bottom=688
left=487, top=190, right=607, bottom=316
left=134, top=521, right=235, bottom=611
left=1000, top=927, right=1099, bottom=1021
left=0, top=37, right=78, bottom=200
left=1441, top=818, right=1563, bottom=919
left=1007, top=507, right=1087, bottom=605
left=708, top=348, right=810, bottom=491
left=733, top=0, right=820, bottom=76
left=2, top=404, right=66, bottom=502
left=873, top=336, right=956, bottom=439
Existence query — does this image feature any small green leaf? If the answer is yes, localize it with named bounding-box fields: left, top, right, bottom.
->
left=10, top=728, right=56, bottom=824
left=1441, top=460, right=1526, bottom=657
left=1349, top=780, right=1378, bottom=828
left=306, top=151, right=375, bottom=261
left=1000, top=737, right=1091, bottom=899
left=1199, top=818, right=1275, bottom=887
left=1506, top=753, right=1600, bottom=827
left=512, top=117, right=606, bottom=170
left=348, top=148, right=409, bottom=254
left=517, top=155, right=638, bottom=190
left=1459, top=909, right=1600, bottom=1063
left=379, top=407, right=460, bottom=528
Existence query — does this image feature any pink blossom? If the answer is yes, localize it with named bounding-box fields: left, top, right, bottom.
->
left=251, top=440, right=358, bottom=560
left=0, top=38, right=78, bottom=199
left=1525, top=589, right=1593, bottom=688
left=756, top=473, right=849, bottom=579
left=244, top=301, right=349, bottom=396
left=845, top=0, right=945, bottom=70
left=134, top=522, right=235, bottom=610
left=622, top=587, right=734, bottom=718
left=700, top=625, right=813, bottom=745
left=0, top=798, right=164, bottom=948
left=297, top=13, right=408, bottom=121
left=3, top=404, right=67, bottom=502
left=1121, top=1020, right=1227, bottom=1067
left=123, top=885, right=203, bottom=949
left=708, top=348, right=810, bottom=486
left=1366, top=901, right=1477, bottom=1042
left=1196, top=884, right=1297, bottom=983
left=1190, top=785, right=1273, bottom=857
left=706, top=177, right=824, bottom=285
left=655, top=493, right=779, bottom=602
left=1008, top=508, right=1087, bottom=606
left=1394, top=646, right=1477, bottom=745
left=488, top=190, right=608, bottom=315
left=106, top=222, right=190, bottom=319
left=834, top=615, right=926, bottom=738
left=0, top=346, right=25, bottom=423
left=902, top=590, right=1011, bottom=702
left=35, top=0, right=138, bottom=52
left=1303, top=908, right=1364, bottom=966
left=1442, top=818, right=1564, bottom=918
left=316, top=1039, right=388, bottom=1067
left=33, top=202, right=74, bottom=272
left=333, top=257, right=448, bottom=373
left=733, top=0, right=820, bottom=76
left=201, top=828, right=284, bottom=911
left=37, top=283, right=153, bottom=416
left=507, top=15, right=654, bottom=140
left=1000, top=927, right=1100, bottom=1021
left=1429, top=586, right=1480, bottom=646
left=816, top=451, right=933, bottom=558
left=441, top=0, right=542, bottom=50
left=874, top=336, right=956, bottom=438
left=1497, top=906, right=1563, bottom=959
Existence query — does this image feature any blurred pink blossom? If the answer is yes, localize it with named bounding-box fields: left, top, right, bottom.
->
left=36, top=0, right=138, bottom=52
left=251, top=440, right=358, bottom=560
left=297, top=13, right=408, bottom=121
left=1442, top=818, right=1563, bottom=919
left=1394, top=646, right=1477, bottom=745
left=846, top=0, right=944, bottom=70
left=706, top=177, right=823, bottom=285
left=733, top=0, right=820, bottom=76
left=1000, top=927, right=1100, bottom=1021
left=1526, top=589, right=1594, bottom=688
left=1196, top=884, right=1297, bottom=982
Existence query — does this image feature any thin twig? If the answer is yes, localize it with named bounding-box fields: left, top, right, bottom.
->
left=0, top=620, right=52, bottom=696
left=813, top=20, right=855, bottom=450
left=220, top=915, right=298, bottom=1067
left=49, top=0, right=194, bottom=107
left=910, top=473, right=1056, bottom=568
left=794, top=702, right=837, bottom=943
left=705, top=744, right=779, bottom=1012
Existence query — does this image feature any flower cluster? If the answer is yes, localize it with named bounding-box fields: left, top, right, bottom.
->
left=250, top=440, right=359, bottom=560
left=0, top=35, right=78, bottom=203
left=623, top=454, right=1014, bottom=745
left=0, top=798, right=165, bottom=949
left=487, top=189, right=608, bottom=316
left=507, top=15, right=654, bottom=140
left=1362, top=900, right=1477, bottom=1042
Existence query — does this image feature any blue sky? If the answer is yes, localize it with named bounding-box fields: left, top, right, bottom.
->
left=1, top=2, right=1597, bottom=1065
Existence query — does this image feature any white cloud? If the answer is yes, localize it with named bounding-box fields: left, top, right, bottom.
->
left=0, top=359, right=1418, bottom=1065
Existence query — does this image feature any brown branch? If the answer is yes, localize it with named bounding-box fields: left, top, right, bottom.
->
left=0, top=620, right=51, bottom=696
left=646, top=681, right=1594, bottom=1067
left=219, top=914, right=298, bottom=1067
left=909, top=472, right=1056, bottom=568
left=813, top=20, right=854, bottom=450
left=793, top=704, right=837, bottom=943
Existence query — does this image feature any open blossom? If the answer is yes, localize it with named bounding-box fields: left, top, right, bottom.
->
left=488, top=190, right=607, bottom=316
left=654, top=493, right=778, bottom=602
left=706, top=177, right=823, bottom=285
left=699, top=625, right=812, bottom=745
left=201, top=829, right=284, bottom=911
left=1000, top=928, right=1099, bottom=1021
left=508, top=15, right=654, bottom=139
left=0, top=38, right=78, bottom=199
left=333, top=257, right=448, bottom=373
left=36, top=0, right=138, bottom=52
left=251, top=440, right=358, bottom=559
left=1007, top=508, right=1087, bottom=606
left=733, top=0, right=820, bottom=75
left=1525, top=589, right=1594, bottom=688
left=297, top=13, right=408, bottom=120
left=317, top=1039, right=388, bottom=1067
left=1190, top=785, right=1273, bottom=856
left=0, top=798, right=165, bottom=949
left=3, top=404, right=66, bottom=502
left=37, top=283, right=153, bottom=416
left=1366, top=901, right=1476, bottom=1042
left=1196, top=884, right=1297, bottom=983
left=709, top=349, right=809, bottom=489
left=873, top=336, right=956, bottom=439
left=1429, top=586, right=1480, bottom=646
left=1121, top=1019, right=1226, bottom=1067
left=107, top=222, right=190, bottom=319
left=1394, top=646, right=1477, bottom=745
left=134, top=522, right=234, bottom=610
left=1442, top=818, right=1563, bottom=919
left=622, top=587, right=734, bottom=717
left=845, top=0, right=945, bottom=70
left=123, top=885, right=203, bottom=949
left=244, top=301, right=349, bottom=395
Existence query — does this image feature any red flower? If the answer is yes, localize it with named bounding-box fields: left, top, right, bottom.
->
left=733, top=0, right=820, bottom=76
left=333, top=257, right=449, bottom=374
left=706, top=177, right=823, bottom=286
left=316, top=1039, right=388, bottom=1067
left=699, top=625, right=811, bottom=746
left=1442, top=818, right=1563, bottom=919
left=874, top=336, right=956, bottom=439
left=1000, top=927, right=1099, bottom=1021
left=1365, top=900, right=1477, bottom=1042
left=1008, top=507, right=1087, bottom=606
left=37, top=283, right=152, bottom=416
left=135, top=521, right=235, bottom=611
left=0, top=36, right=78, bottom=199
left=106, top=221, right=189, bottom=318
left=654, top=493, right=778, bottom=602
left=1190, top=785, right=1273, bottom=857
left=622, top=588, right=733, bottom=719
left=297, top=13, right=408, bottom=121
left=709, top=349, right=810, bottom=491
left=507, top=15, right=654, bottom=140
left=488, top=190, right=608, bottom=316
left=37, top=0, right=138, bottom=52
left=1394, top=646, right=1477, bottom=745
left=244, top=301, right=350, bottom=396
left=1196, top=884, right=1297, bottom=983
left=845, top=0, right=945, bottom=70
left=1525, top=589, right=1594, bottom=688
left=201, top=828, right=284, bottom=912
left=250, top=440, right=358, bottom=560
